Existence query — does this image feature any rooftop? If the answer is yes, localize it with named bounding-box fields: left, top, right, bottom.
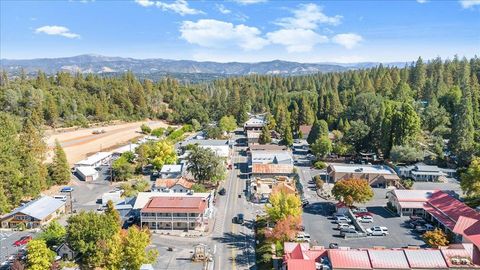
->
left=249, top=144, right=289, bottom=151
left=160, top=164, right=183, bottom=174
left=392, top=189, right=437, bottom=202
left=252, top=163, right=293, bottom=175
left=403, top=249, right=448, bottom=269
left=367, top=249, right=410, bottom=269
left=112, top=143, right=139, bottom=154
left=329, top=163, right=395, bottom=175
left=75, top=151, right=112, bottom=166
left=251, top=150, right=293, bottom=164
left=141, top=196, right=207, bottom=213
left=76, top=166, right=98, bottom=176
left=133, top=191, right=211, bottom=209
left=185, top=139, right=229, bottom=146
left=2, top=196, right=65, bottom=221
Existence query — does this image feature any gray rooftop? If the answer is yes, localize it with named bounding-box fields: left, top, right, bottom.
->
left=185, top=139, right=229, bottom=146
left=8, top=196, right=65, bottom=221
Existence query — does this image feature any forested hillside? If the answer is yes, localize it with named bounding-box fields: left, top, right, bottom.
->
left=0, top=56, right=479, bottom=213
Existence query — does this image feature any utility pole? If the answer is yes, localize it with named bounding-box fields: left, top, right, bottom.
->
left=69, top=190, right=73, bottom=214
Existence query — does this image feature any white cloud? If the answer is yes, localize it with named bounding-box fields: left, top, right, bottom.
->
left=35, top=25, right=80, bottom=39
left=267, top=28, right=328, bottom=53
left=135, top=0, right=155, bottom=7
left=216, top=4, right=231, bottom=14
left=332, top=33, right=363, bottom=49
left=276, top=3, right=342, bottom=29
left=460, top=0, right=480, bottom=8
left=135, top=0, right=204, bottom=15
left=233, top=0, right=267, bottom=5
left=180, top=19, right=269, bottom=50
left=416, top=0, right=428, bottom=3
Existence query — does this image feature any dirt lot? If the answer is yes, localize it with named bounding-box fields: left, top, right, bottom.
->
left=45, top=120, right=172, bottom=165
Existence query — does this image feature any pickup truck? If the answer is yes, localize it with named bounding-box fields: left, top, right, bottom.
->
left=366, top=226, right=389, bottom=236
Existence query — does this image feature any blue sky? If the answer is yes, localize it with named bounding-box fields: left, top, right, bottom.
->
left=1, top=0, right=479, bottom=63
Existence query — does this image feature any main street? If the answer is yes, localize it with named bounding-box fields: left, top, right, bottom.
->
left=212, top=130, right=256, bottom=270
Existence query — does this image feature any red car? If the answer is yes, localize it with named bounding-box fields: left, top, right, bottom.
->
left=354, top=212, right=373, bottom=218
left=13, top=235, right=32, bottom=247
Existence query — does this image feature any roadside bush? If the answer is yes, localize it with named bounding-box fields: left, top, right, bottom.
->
left=401, top=179, right=414, bottom=189
left=140, top=124, right=151, bottom=134
left=151, top=127, right=165, bottom=137
left=314, top=176, right=324, bottom=189
left=313, top=161, right=327, bottom=169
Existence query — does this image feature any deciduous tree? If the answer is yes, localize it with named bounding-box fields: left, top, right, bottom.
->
left=266, top=191, right=302, bottom=222
left=219, top=115, right=237, bottom=132
left=186, top=146, right=225, bottom=184
left=461, top=157, right=480, bottom=197
left=332, top=178, right=373, bottom=206
left=26, top=239, right=55, bottom=270
left=423, top=228, right=449, bottom=248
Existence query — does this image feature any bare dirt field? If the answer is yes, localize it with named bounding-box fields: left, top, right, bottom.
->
left=45, top=120, right=172, bottom=165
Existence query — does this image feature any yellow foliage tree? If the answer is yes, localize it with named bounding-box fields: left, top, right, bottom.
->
left=266, top=191, right=302, bottom=222
left=423, top=228, right=449, bottom=248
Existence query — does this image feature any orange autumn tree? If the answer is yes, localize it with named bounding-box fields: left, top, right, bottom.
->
left=332, top=178, right=373, bottom=206
left=265, top=215, right=301, bottom=242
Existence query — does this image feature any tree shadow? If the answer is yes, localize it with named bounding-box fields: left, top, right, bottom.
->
left=212, top=231, right=255, bottom=267
left=302, top=201, right=335, bottom=217
left=366, top=206, right=396, bottom=219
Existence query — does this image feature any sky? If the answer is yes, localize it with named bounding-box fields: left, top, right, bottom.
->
left=1, top=0, right=479, bottom=63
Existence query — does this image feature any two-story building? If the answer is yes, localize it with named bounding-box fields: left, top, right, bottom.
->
left=140, top=196, right=210, bottom=232
left=0, top=196, right=66, bottom=229
left=327, top=163, right=400, bottom=188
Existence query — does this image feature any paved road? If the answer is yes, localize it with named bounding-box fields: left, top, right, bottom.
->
left=213, top=131, right=256, bottom=270
left=0, top=231, right=37, bottom=267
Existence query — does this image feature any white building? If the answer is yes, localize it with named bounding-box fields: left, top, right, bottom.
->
left=74, top=152, right=113, bottom=168
left=387, top=189, right=436, bottom=216
left=397, top=163, right=453, bottom=182
left=250, top=150, right=293, bottom=165
left=160, top=164, right=183, bottom=179
left=76, top=166, right=99, bottom=182
left=184, top=139, right=230, bottom=158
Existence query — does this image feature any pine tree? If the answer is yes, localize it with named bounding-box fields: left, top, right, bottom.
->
left=48, top=140, right=70, bottom=185
left=259, top=125, right=272, bottom=144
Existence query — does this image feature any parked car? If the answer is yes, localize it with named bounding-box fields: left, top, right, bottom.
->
left=302, top=199, right=310, bottom=207
left=341, top=231, right=363, bottom=237
left=354, top=212, right=373, bottom=217
left=60, top=186, right=74, bottom=193
left=366, top=226, right=389, bottom=236
left=13, top=235, right=32, bottom=247
left=337, top=223, right=354, bottom=230
left=296, top=232, right=311, bottom=242
left=332, top=213, right=347, bottom=219
left=415, top=224, right=434, bottom=233
left=409, top=219, right=428, bottom=228
left=340, top=227, right=357, bottom=233
left=352, top=207, right=369, bottom=213
left=236, top=214, right=244, bottom=224
left=357, top=216, right=374, bottom=223
left=335, top=216, right=352, bottom=223
left=329, top=243, right=339, bottom=249
left=218, top=188, right=226, bottom=196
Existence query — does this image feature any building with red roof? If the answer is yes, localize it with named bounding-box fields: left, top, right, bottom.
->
left=140, top=195, right=209, bottom=232
left=282, top=242, right=480, bottom=270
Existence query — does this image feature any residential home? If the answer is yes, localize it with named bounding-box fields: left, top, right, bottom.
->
left=154, top=177, right=194, bottom=193
left=327, top=163, right=400, bottom=188
left=160, top=164, right=183, bottom=179
left=243, top=116, right=266, bottom=132
left=0, top=196, right=66, bottom=229
left=140, top=196, right=210, bottom=232
left=56, top=242, right=77, bottom=261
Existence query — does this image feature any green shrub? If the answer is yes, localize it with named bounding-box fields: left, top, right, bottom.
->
left=313, top=161, right=327, bottom=169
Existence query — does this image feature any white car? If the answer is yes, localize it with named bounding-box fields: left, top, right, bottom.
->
left=353, top=207, right=368, bottom=213
left=335, top=216, right=352, bottom=223
left=366, top=226, right=389, bottom=236
left=337, top=223, right=352, bottom=230
left=357, top=216, right=374, bottom=223
left=296, top=232, right=311, bottom=242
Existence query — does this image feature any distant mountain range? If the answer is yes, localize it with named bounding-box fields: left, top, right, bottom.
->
left=0, top=54, right=408, bottom=82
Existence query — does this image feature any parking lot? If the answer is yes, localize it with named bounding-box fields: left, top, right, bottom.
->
left=302, top=200, right=426, bottom=248
left=0, top=231, right=37, bottom=268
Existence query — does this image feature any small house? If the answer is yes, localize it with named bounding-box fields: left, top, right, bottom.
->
left=56, top=242, right=77, bottom=261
